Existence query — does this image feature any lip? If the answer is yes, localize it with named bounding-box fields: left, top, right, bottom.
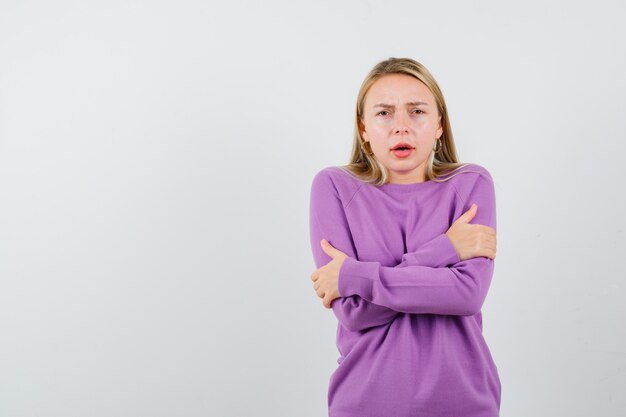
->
left=390, top=142, right=414, bottom=151
left=391, top=147, right=414, bottom=158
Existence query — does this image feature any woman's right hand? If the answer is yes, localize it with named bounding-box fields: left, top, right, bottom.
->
left=445, top=203, right=497, bottom=261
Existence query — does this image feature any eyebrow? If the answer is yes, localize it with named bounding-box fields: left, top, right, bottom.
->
left=373, top=101, right=429, bottom=108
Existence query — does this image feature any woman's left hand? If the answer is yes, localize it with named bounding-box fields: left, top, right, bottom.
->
left=310, top=239, right=348, bottom=309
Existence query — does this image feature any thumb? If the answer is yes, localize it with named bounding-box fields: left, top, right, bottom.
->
left=320, top=239, right=336, bottom=257
left=457, top=203, right=477, bottom=224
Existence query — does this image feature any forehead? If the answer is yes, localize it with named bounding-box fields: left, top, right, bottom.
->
left=364, top=73, right=434, bottom=106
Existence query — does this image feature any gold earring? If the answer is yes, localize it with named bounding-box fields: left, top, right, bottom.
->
left=432, top=138, right=442, bottom=153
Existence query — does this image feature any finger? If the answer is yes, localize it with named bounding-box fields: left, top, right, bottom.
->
left=475, top=242, right=495, bottom=259
left=482, top=225, right=495, bottom=234
left=321, top=239, right=341, bottom=258
left=476, top=225, right=495, bottom=239
left=480, top=230, right=496, bottom=243
left=315, top=287, right=325, bottom=298
left=483, top=240, right=496, bottom=253
left=479, top=225, right=496, bottom=236
left=320, top=240, right=329, bottom=257
left=456, top=203, right=477, bottom=223
left=310, top=272, right=317, bottom=282
left=482, top=236, right=496, bottom=247
left=484, top=245, right=496, bottom=259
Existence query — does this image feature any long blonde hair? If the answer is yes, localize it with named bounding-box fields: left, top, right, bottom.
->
left=342, top=57, right=473, bottom=186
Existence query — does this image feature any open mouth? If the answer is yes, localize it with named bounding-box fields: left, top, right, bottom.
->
left=391, top=142, right=414, bottom=151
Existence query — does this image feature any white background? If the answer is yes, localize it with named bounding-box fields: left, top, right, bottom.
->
left=1, top=0, right=625, bottom=416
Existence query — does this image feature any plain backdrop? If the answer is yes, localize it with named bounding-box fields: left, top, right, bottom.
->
left=1, top=0, right=625, bottom=416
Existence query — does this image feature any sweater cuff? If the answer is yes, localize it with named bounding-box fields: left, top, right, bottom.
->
left=431, top=233, right=462, bottom=266
left=400, top=233, right=461, bottom=268
left=338, top=257, right=376, bottom=300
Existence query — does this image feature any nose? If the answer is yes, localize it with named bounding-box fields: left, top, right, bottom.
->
left=394, top=112, right=410, bottom=135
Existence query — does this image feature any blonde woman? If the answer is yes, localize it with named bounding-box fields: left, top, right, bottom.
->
left=309, top=57, right=501, bottom=416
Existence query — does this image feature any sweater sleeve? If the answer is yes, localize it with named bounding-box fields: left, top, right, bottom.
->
left=398, top=232, right=461, bottom=268
left=338, top=174, right=497, bottom=316
left=309, top=169, right=399, bottom=332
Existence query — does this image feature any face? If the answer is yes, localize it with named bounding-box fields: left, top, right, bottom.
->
left=361, top=73, right=443, bottom=184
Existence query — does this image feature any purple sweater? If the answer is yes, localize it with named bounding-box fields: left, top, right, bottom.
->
left=309, top=163, right=501, bottom=417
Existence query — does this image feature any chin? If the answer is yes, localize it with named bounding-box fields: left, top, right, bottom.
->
left=387, top=163, right=419, bottom=172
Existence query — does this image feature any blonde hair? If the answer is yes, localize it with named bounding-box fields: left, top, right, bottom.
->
left=342, top=57, right=475, bottom=186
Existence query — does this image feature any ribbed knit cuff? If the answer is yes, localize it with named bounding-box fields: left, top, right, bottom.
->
left=338, top=257, right=376, bottom=300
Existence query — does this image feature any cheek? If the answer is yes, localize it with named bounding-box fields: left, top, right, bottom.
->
left=367, top=124, right=387, bottom=140
left=416, top=136, right=433, bottom=148
left=414, top=119, right=434, bottom=131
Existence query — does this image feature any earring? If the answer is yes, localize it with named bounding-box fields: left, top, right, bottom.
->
left=432, top=137, right=442, bottom=153
left=361, top=140, right=374, bottom=156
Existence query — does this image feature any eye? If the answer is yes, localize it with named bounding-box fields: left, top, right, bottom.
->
left=376, top=110, right=390, bottom=116
left=413, top=109, right=424, bottom=114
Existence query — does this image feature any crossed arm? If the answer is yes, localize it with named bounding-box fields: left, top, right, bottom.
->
left=309, top=171, right=496, bottom=332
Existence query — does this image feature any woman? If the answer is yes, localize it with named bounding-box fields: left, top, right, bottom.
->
left=309, top=57, right=501, bottom=417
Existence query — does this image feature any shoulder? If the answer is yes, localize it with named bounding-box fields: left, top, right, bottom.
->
left=448, top=162, right=493, bottom=181
left=446, top=163, right=495, bottom=202
left=310, top=166, right=364, bottom=205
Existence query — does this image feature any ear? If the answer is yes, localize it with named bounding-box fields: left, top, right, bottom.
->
left=436, top=115, right=443, bottom=139
left=359, top=118, right=368, bottom=141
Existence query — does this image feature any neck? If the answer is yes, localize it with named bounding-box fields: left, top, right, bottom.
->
left=387, top=165, right=427, bottom=184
